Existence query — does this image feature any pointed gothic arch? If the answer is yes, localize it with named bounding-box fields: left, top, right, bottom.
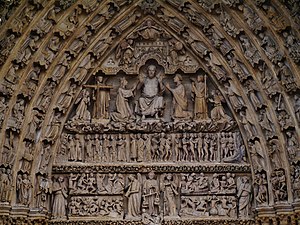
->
left=0, top=0, right=299, bottom=224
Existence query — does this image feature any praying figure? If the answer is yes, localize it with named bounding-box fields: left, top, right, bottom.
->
left=71, top=89, right=91, bottom=122
left=166, top=74, right=191, bottom=120
left=111, top=77, right=137, bottom=122
left=209, top=90, right=231, bottom=122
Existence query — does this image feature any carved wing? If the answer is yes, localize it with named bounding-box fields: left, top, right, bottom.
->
left=60, top=82, right=71, bottom=95
left=245, top=109, right=255, bottom=125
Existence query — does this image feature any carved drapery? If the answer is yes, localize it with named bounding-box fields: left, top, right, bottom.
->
left=0, top=0, right=299, bottom=224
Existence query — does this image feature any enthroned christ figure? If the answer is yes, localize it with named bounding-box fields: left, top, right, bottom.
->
left=135, top=64, right=165, bottom=120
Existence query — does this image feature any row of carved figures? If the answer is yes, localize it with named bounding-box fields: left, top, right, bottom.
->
left=68, top=172, right=237, bottom=196
left=3, top=167, right=287, bottom=214
left=70, top=70, right=232, bottom=123
left=58, top=132, right=244, bottom=163
left=68, top=195, right=239, bottom=219
left=49, top=172, right=252, bottom=220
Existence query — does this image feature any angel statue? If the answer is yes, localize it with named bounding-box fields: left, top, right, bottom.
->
left=135, top=64, right=165, bottom=120
left=125, top=173, right=142, bottom=219
left=160, top=173, right=179, bottom=217
left=71, top=89, right=91, bottom=122
left=224, top=80, right=245, bottom=112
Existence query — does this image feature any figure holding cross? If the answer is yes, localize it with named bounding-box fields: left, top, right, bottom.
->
left=84, top=76, right=113, bottom=121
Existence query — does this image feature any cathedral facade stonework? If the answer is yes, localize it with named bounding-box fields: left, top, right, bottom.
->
left=0, top=0, right=299, bottom=224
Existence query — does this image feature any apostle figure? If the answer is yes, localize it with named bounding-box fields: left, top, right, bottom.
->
left=111, top=77, right=136, bottom=122
left=125, top=174, right=141, bottom=218
left=52, top=176, right=68, bottom=219
left=136, top=64, right=164, bottom=120
left=161, top=173, right=178, bottom=217
left=191, top=75, right=208, bottom=120
left=16, top=174, right=32, bottom=206
left=237, top=176, right=252, bottom=218
left=166, top=74, right=191, bottom=120
left=143, top=171, right=159, bottom=216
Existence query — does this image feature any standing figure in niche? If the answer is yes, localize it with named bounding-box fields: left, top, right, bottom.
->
left=136, top=65, right=164, bottom=120
left=52, top=176, right=68, bottom=219
left=103, top=134, right=109, bottom=162
left=85, top=134, right=93, bottom=162
left=174, top=133, right=181, bottom=161
left=68, top=135, right=76, bottom=161
left=143, top=172, right=159, bottom=216
left=117, top=134, right=127, bottom=162
left=237, top=176, right=251, bottom=218
left=144, top=134, right=152, bottom=161
left=17, top=174, right=32, bottom=206
left=161, top=173, right=178, bottom=217
left=191, top=75, right=208, bottom=120
left=166, top=74, right=191, bottom=120
left=164, top=135, right=172, bottom=161
left=74, top=134, right=83, bottom=161
left=111, top=77, right=136, bottom=122
left=136, top=133, right=144, bottom=162
left=0, top=168, right=11, bottom=202
left=125, top=174, right=141, bottom=218
left=130, top=134, right=137, bottom=162
left=71, top=89, right=91, bottom=122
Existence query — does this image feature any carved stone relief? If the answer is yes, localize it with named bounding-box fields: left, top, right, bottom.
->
left=0, top=0, right=299, bottom=224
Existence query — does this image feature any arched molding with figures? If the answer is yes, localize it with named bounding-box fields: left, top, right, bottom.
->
left=0, top=0, right=299, bottom=224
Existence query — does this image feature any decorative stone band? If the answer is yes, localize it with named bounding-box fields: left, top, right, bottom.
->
left=49, top=219, right=255, bottom=225
left=64, top=120, right=237, bottom=133
left=52, top=164, right=251, bottom=173
left=0, top=217, right=255, bottom=225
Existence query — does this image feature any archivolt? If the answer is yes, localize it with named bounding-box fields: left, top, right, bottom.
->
left=0, top=0, right=299, bottom=220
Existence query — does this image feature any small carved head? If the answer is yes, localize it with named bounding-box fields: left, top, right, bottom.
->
left=128, top=174, right=136, bottom=181
left=147, top=65, right=156, bottom=78
left=58, top=176, right=64, bottom=182
left=120, top=77, right=128, bottom=87
left=148, top=171, right=155, bottom=179
left=197, top=75, right=204, bottom=82
left=174, top=74, right=183, bottom=83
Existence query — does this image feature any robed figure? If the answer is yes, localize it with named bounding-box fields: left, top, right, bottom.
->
left=84, top=76, right=112, bottom=121
left=166, top=74, right=191, bottom=120
left=125, top=174, right=141, bottom=218
left=237, top=177, right=252, bottom=218
left=111, top=77, right=137, bottom=122
left=192, top=75, right=208, bottom=120
left=71, top=89, right=91, bottom=122
left=143, top=172, right=159, bottom=216
left=136, top=65, right=164, bottom=120
left=52, top=177, right=68, bottom=219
